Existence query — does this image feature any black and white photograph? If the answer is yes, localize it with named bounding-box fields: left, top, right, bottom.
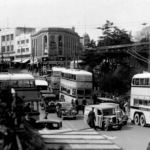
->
left=0, top=0, right=150, bottom=150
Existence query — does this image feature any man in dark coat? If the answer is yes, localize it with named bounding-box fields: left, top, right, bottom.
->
left=75, top=99, right=79, bottom=114
left=88, top=107, right=96, bottom=130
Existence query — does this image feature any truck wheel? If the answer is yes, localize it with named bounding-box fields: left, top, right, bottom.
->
left=134, top=113, right=140, bottom=125
left=118, top=125, right=122, bottom=130
left=124, top=121, right=127, bottom=125
left=140, top=114, right=146, bottom=127
left=102, top=122, right=109, bottom=131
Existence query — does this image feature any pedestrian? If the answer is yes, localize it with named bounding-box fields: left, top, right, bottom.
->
left=44, top=112, right=48, bottom=119
left=88, top=107, right=96, bottom=130
left=75, top=98, right=79, bottom=114
left=82, top=99, right=87, bottom=114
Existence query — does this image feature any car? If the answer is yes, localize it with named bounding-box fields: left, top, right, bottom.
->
left=56, top=102, right=77, bottom=120
left=84, top=104, right=123, bottom=131
left=35, top=119, right=62, bottom=130
left=99, top=103, right=128, bottom=125
left=40, top=94, right=57, bottom=112
left=96, top=97, right=119, bottom=104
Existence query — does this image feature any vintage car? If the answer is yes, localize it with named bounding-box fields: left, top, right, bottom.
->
left=99, top=103, right=128, bottom=125
left=35, top=119, right=62, bottom=130
left=96, top=97, right=119, bottom=104
left=40, top=94, right=57, bottom=112
left=84, top=104, right=123, bottom=131
left=56, top=102, right=77, bottom=120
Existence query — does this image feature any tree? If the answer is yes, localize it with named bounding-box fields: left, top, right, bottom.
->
left=85, top=39, right=96, bottom=48
left=97, top=20, right=133, bottom=46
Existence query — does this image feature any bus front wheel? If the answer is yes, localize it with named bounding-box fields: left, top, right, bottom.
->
left=134, top=113, right=140, bottom=125
left=140, top=114, right=146, bottom=127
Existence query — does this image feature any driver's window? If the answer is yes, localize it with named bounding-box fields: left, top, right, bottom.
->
left=97, top=109, right=102, bottom=115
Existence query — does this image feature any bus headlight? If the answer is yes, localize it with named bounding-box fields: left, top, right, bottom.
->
left=65, top=110, right=68, bottom=114
left=109, top=118, right=112, bottom=123
left=72, top=110, right=77, bottom=114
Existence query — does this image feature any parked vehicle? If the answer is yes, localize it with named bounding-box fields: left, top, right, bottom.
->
left=56, top=102, right=77, bottom=120
left=84, top=105, right=123, bottom=131
left=40, top=94, right=57, bottom=112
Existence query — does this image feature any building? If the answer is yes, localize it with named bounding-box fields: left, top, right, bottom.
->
left=80, top=33, right=90, bottom=51
left=0, top=27, right=35, bottom=65
left=31, top=27, right=81, bottom=68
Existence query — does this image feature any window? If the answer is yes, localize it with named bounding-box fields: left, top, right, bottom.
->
left=17, top=41, right=20, bottom=45
left=134, top=99, right=139, bottom=106
left=135, top=78, right=139, bottom=85
left=140, top=79, right=144, bottom=85
left=26, top=48, right=29, bottom=52
left=139, top=100, right=142, bottom=105
left=26, top=39, right=29, bottom=43
left=97, top=109, right=102, bottom=115
left=11, top=45, right=14, bottom=51
left=72, top=89, right=76, bottom=95
left=22, top=48, right=25, bottom=52
left=7, top=46, right=9, bottom=52
left=21, top=40, right=25, bottom=44
left=2, top=46, right=5, bottom=52
left=2, top=36, right=5, bottom=41
left=11, top=34, right=13, bottom=40
left=77, top=89, right=84, bottom=96
left=145, top=78, right=149, bottom=85
left=18, top=49, right=20, bottom=53
left=85, top=89, right=91, bottom=96
left=7, top=35, right=9, bottom=41
left=143, top=100, right=148, bottom=106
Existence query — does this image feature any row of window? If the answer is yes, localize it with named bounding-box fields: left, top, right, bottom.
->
left=2, top=34, right=13, bottom=41
left=61, top=73, right=76, bottom=80
left=134, top=98, right=150, bottom=106
left=17, top=48, right=29, bottom=53
left=2, top=45, right=14, bottom=52
left=60, top=85, right=91, bottom=96
left=17, top=39, right=29, bottom=45
left=132, top=78, right=150, bottom=86
left=0, top=80, right=35, bottom=89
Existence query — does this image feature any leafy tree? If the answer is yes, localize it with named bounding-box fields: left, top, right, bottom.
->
left=85, top=39, right=96, bottom=48
left=97, top=20, right=133, bottom=46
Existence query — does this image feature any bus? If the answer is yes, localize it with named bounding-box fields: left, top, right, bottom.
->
left=70, top=60, right=85, bottom=69
left=59, top=69, right=93, bottom=109
left=49, top=67, right=66, bottom=98
left=0, top=73, right=39, bottom=119
left=130, top=72, right=150, bottom=127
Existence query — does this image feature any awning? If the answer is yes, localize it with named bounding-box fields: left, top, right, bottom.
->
left=22, top=59, right=30, bottom=63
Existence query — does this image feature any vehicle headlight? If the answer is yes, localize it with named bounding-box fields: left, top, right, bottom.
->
left=65, top=110, right=68, bottom=113
left=72, top=110, right=77, bottom=114
left=109, top=118, right=112, bottom=123
left=62, top=111, right=65, bottom=114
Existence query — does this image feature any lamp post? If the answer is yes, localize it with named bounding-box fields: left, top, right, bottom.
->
left=142, top=23, right=150, bottom=72
left=32, top=47, right=35, bottom=74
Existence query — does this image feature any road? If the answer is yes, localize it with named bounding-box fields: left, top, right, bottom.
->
left=40, top=108, right=150, bottom=150
left=9, top=69, right=150, bottom=150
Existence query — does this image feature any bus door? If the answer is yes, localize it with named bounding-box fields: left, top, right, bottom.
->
left=95, top=108, right=103, bottom=127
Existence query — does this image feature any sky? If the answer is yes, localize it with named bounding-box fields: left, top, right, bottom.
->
left=1, top=0, right=150, bottom=43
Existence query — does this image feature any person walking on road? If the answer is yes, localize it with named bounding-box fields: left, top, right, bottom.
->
left=88, top=107, right=97, bottom=130
left=75, top=98, right=79, bottom=114
left=82, top=99, right=87, bottom=114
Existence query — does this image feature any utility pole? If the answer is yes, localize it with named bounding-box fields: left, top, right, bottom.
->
left=21, top=46, right=22, bottom=69
left=32, top=47, right=34, bottom=74
left=148, top=38, right=150, bottom=72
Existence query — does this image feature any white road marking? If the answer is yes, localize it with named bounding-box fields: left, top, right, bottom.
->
left=103, top=135, right=116, bottom=139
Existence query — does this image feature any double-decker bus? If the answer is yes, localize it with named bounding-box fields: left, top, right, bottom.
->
left=49, top=67, right=66, bottom=98
left=59, top=69, right=93, bottom=109
left=130, top=72, right=150, bottom=127
left=70, top=60, right=85, bottom=69
left=0, top=73, right=39, bottom=118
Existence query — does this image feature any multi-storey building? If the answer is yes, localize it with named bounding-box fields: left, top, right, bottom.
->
left=31, top=27, right=81, bottom=68
left=0, top=27, right=35, bottom=64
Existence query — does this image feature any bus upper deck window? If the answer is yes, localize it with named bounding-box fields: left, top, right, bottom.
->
left=85, top=89, right=91, bottom=96
left=77, top=89, right=84, bottom=96
left=135, top=78, right=139, bottom=85
left=145, top=78, right=149, bottom=85
left=140, top=79, right=144, bottom=85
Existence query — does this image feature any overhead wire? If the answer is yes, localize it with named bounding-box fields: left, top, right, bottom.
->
left=127, top=51, right=149, bottom=63
left=133, top=50, right=149, bottom=61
